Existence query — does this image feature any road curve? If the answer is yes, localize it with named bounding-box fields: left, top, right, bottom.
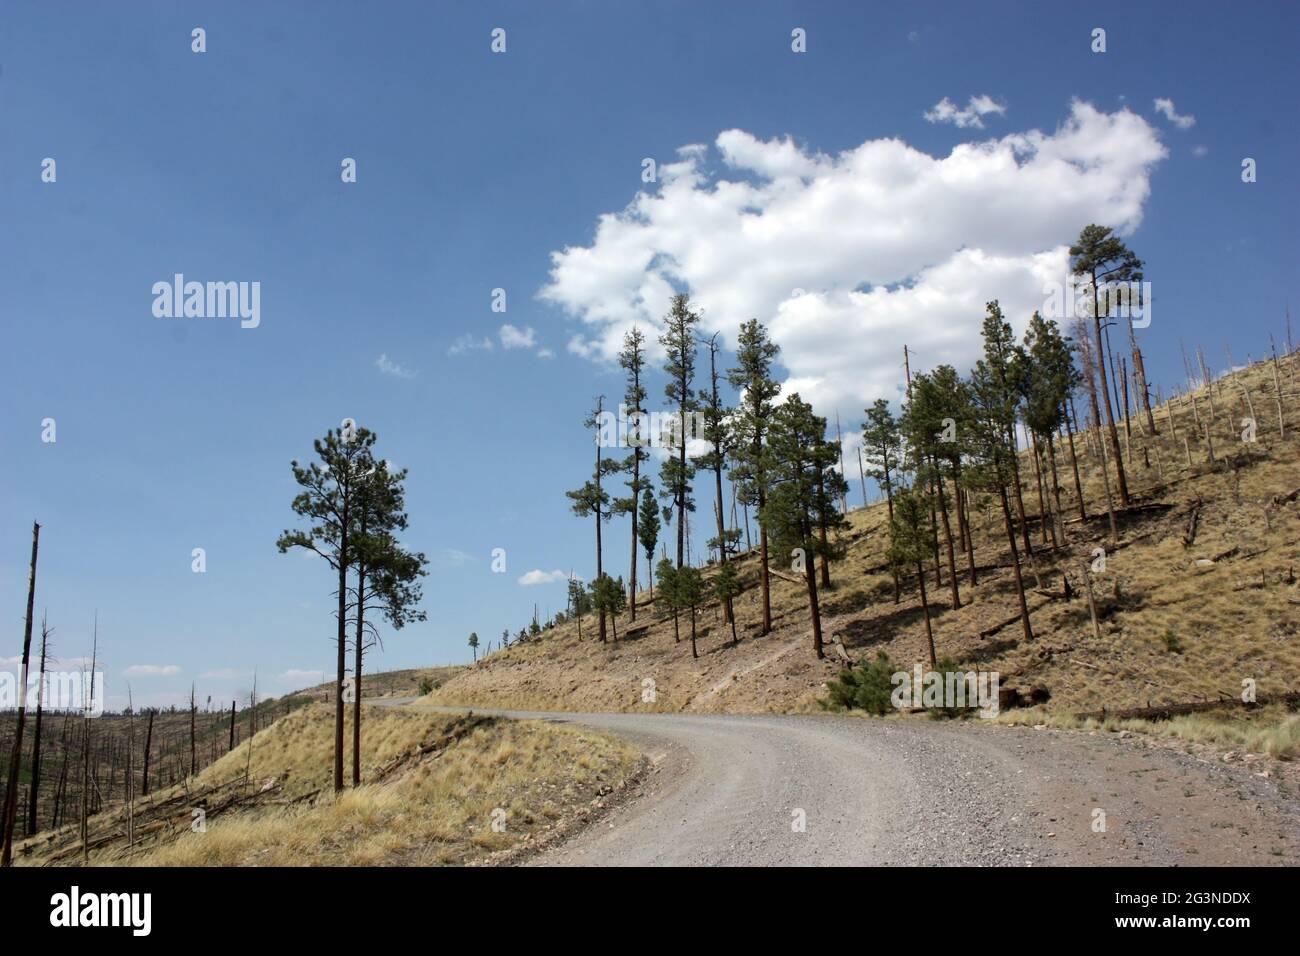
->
left=372, top=699, right=1300, bottom=867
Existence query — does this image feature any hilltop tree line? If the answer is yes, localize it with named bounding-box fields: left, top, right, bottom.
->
left=550, top=224, right=1223, bottom=665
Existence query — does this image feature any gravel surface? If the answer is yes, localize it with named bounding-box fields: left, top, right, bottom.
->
left=374, top=700, right=1300, bottom=866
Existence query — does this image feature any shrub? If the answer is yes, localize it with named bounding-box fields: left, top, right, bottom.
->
left=823, top=652, right=896, bottom=715
left=1162, top=629, right=1183, bottom=654
left=418, top=677, right=434, bottom=696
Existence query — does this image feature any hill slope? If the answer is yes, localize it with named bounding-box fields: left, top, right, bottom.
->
left=432, top=352, right=1300, bottom=720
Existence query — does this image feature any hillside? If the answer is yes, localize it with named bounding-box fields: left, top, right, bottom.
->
left=15, top=703, right=641, bottom=867
left=431, top=351, right=1300, bottom=723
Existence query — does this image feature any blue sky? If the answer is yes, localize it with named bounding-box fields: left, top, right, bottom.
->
left=2, top=1, right=1296, bottom=710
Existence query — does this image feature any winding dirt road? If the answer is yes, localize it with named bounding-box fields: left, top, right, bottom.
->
left=376, top=700, right=1300, bottom=866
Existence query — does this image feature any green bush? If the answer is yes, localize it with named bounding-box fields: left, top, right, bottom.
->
left=823, top=652, right=897, bottom=715
left=418, top=677, right=434, bottom=696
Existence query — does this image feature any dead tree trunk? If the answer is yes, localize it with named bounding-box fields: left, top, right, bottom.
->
left=1, top=521, right=40, bottom=867
left=26, top=614, right=50, bottom=836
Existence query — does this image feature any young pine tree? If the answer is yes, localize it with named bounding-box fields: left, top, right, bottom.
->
left=887, top=486, right=938, bottom=667
left=655, top=557, right=681, bottom=644
left=659, top=294, right=700, bottom=569
left=727, top=319, right=781, bottom=635
left=969, top=302, right=1034, bottom=643
left=761, top=394, right=848, bottom=659
left=637, top=486, right=660, bottom=601
left=567, top=396, right=620, bottom=642
left=614, top=327, right=651, bottom=621
left=695, top=332, right=740, bottom=619
left=676, top=564, right=706, bottom=659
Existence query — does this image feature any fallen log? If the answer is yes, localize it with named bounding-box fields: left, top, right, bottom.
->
left=1075, top=691, right=1300, bottom=722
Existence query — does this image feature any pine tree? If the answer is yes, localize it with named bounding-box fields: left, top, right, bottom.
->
left=713, top=561, right=743, bottom=646
left=887, top=486, right=938, bottom=666
left=613, top=327, right=651, bottom=621
left=468, top=632, right=479, bottom=662
left=277, top=423, right=376, bottom=792
left=761, top=394, right=848, bottom=659
left=659, top=294, right=700, bottom=569
left=695, top=332, right=739, bottom=619
left=567, top=397, right=620, bottom=642
left=655, top=557, right=681, bottom=644
left=968, top=302, right=1034, bottom=642
left=862, top=398, right=904, bottom=600
left=347, top=457, right=427, bottom=786
left=676, top=565, right=706, bottom=659
left=727, top=319, right=781, bottom=634
left=1070, top=224, right=1143, bottom=506
left=1023, top=313, right=1078, bottom=548
left=637, top=486, right=660, bottom=601
left=903, top=369, right=963, bottom=609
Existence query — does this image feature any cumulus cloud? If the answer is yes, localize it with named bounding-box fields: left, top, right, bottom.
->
left=447, top=333, right=493, bottom=356
left=1153, top=97, right=1195, bottom=129
left=124, top=664, right=180, bottom=677
left=499, top=324, right=538, bottom=349
left=517, top=568, right=572, bottom=586
left=541, top=100, right=1166, bottom=422
left=374, top=353, right=416, bottom=379
left=924, top=94, right=1006, bottom=129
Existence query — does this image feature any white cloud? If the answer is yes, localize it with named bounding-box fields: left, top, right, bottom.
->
left=374, top=353, right=416, bottom=379
left=924, top=94, right=1006, bottom=129
left=499, top=324, right=538, bottom=349
left=432, top=548, right=475, bottom=569
left=537, top=347, right=555, bottom=359
left=1192, top=144, right=1209, bottom=158
left=541, top=101, right=1166, bottom=423
left=447, top=334, right=493, bottom=356
left=124, top=664, right=180, bottom=677
left=1153, top=97, right=1195, bottom=129
left=517, top=568, right=572, bottom=586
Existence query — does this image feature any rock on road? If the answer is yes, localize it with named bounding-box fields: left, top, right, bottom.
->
left=376, top=700, right=1300, bottom=866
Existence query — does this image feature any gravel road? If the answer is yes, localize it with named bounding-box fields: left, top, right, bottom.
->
left=374, top=700, right=1300, bottom=866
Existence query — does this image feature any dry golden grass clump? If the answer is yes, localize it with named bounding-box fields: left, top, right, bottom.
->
left=19, top=704, right=640, bottom=867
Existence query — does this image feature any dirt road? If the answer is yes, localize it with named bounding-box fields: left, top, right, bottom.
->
left=374, top=700, right=1299, bottom=866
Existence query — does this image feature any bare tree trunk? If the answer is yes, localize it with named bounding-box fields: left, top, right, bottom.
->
left=1064, top=398, right=1088, bottom=522
left=1, top=522, right=40, bottom=867
left=817, top=470, right=831, bottom=589
left=141, top=711, right=154, bottom=797
left=804, top=535, right=825, bottom=660
left=1091, top=277, right=1130, bottom=505
left=912, top=562, right=936, bottom=667
left=26, top=614, right=50, bottom=836
left=334, top=493, right=350, bottom=793
left=933, top=458, right=960, bottom=609
left=999, top=486, right=1033, bottom=643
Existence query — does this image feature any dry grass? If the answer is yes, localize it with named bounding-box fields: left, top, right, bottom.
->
left=998, top=702, right=1300, bottom=759
left=430, top=352, right=1300, bottom=737
left=19, top=703, right=640, bottom=867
